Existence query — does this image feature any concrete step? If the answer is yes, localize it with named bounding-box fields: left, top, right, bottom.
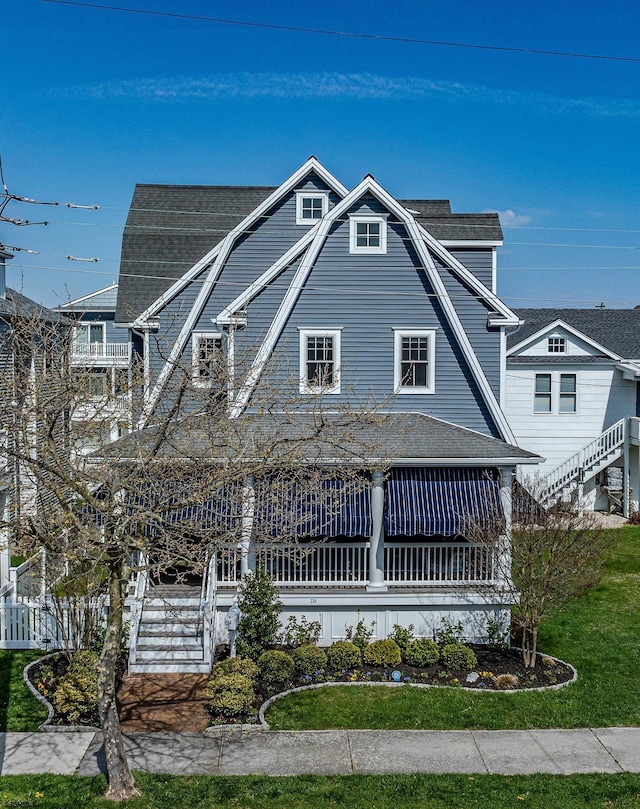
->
left=135, top=646, right=205, bottom=661
left=138, top=625, right=200, bottom=638
left=143, top=598, right=201, bottom=609
left=136, top=634, right=202, bottom=649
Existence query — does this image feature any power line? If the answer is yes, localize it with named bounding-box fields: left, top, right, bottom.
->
left=42, top=0, right=640, bottom=64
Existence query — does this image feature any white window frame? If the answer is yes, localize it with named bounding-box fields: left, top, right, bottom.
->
left=547, top=336, right=566, bottom=354
left=393, top=329, right=436, bottom=394
left=532, top=371, right=578, bottom=415
left=192, top=332, right=223, bottom=388
left=74, top=322, right=105, bottom=345
left=349, top=215, right=388, bottom=254
left=299, top=329, right=341, bottom=394
left=296, top=191, right=329, bottom=225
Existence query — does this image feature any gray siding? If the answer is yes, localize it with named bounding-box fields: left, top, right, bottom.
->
left=448, top=249, right=493, bottom=290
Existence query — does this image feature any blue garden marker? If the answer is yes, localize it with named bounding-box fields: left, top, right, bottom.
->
left=391, top=670, right=402, bottom=682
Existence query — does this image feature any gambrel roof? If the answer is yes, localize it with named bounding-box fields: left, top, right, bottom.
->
left=509, top=309, right=640, bottom=359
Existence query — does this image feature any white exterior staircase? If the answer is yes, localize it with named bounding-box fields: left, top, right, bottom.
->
left=538, top=418, right=626, bottom=504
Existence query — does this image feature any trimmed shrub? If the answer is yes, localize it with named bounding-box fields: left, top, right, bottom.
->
left=441, top=643, right=478, bottom=671
left=236, top=568, right=282, bottom=660
left=207, top=673, right=254, bottom=719
left=211, top=656, right=259, bottom=682
left=405, top=638, right=440, bottom=667
left=362, top=639, right=402, bottom=667
left=326, top=641, right=361, bottom=671
left=258, top=650, right=295, bottom=684
left=52, top=650, right=99, bottom=723
left=291, top=644, right=327, bottom=676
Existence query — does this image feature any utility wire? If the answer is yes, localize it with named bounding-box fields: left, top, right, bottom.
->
left=42, top=0, right=640, bottom=64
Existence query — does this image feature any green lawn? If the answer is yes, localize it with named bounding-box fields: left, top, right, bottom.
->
left=0, top=649, right=49, bottom=731
left=2, top=773, right=640, bottom=809
left=267, top=525, right=640, bottom=730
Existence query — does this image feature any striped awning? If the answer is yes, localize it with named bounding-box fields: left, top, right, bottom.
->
left=253, top=475, right=371, bottom=539
left=385, top=467, right=503, bottom=537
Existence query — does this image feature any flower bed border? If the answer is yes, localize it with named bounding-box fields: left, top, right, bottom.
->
left=23, top=653, right=98, bottom=733
left=257, top=652, right=578, bottom=729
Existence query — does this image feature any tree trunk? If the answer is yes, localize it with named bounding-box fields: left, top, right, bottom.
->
left=97, top=558, right=140, bottom=800
left=521, top=625, right=538, bottom=668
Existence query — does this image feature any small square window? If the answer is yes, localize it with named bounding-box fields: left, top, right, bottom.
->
left=192, top=333, right=223, bottom=387
left=534, top=373, right=552, bottom=413
left=299, top=329, right=341, bottom=394
left=394, top=330, right=435, bottom=393
left=349, top=216, right=387, bottom=254
left=296, top=192, right=328, bottom=225
left=548, top=337, right=566, bottom=353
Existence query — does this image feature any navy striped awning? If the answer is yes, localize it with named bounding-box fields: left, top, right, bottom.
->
left=385, top=467, right=503, bottom=537
left=253, top=475, right=371, bottom=539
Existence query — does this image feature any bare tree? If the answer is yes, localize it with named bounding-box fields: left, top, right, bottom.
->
left=1, top=304, right=389, bottom=799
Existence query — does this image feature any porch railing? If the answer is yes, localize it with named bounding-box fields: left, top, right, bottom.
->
left=216, top=541, right=497, bottom=587
left=71, top=342, right=130, bottom=361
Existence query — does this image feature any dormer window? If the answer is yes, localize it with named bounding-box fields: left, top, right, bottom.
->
left=296, top=192, right=328, bottom=225
left=192, top=332, right=223, bottom=387
left=349, top=215, right=387, bottom=254
left=547, top=337, right=566, bottom=354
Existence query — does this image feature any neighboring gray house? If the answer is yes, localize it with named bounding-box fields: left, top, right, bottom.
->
left=505, top=308, right=640, bottom=513
left=111, top=158, right=539, bottom=672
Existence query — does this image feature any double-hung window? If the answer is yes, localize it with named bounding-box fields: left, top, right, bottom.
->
left=349, top=215, right=387, bottom=254
left=394, top=330, right=435, bottom=394
left=533, top=372, right=577, bottom=414
left=296, top=192, right=329, bottom=224
left=299, top=329, right=341, bottom=394
left=192, top=333, right=223, bottom=387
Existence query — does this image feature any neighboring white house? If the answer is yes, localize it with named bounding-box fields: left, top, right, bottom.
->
left=505, top=308, right=640, bottom=513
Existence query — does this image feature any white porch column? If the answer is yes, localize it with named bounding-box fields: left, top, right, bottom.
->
left=623, top=421, right=630, bottom=518
left=240, top=474, right=255, bottom=578
left=367, top=470, right=387, bottom=592
left=0, top=491, right=9, bottom=588
left=497, top=466, right=514, bottom=588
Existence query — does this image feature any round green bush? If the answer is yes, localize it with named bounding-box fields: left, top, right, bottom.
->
left=362, top=639, right=402, bottom=667
left=405, top=639, right=440, bottom=667
left=52, top=650, right=99, bottom=724
left=207, top=673, right=254, bottom=719
left=211, top=656, right=259, bottom=682
left=291, top=644, right=327, bottom=676
left=258, top=649, right=295, bottom=683
left=326, top=641, right=361, bottom=671
left=441, top=642, right=478, bottom=670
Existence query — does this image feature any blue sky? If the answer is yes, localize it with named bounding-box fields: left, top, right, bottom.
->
left=3, top=0, right=640, bottom=309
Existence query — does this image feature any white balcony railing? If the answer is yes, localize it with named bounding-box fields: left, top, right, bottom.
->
left=71, top=342, right=130, bottom=362
left=216, top=541, right=497, bottom=587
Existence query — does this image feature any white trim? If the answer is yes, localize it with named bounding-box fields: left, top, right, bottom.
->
left=58, top=284, right=118, bottom=309
left=296, top=190, right=329, bottom=225
left=73, top=321, right=105, bottom=345
left=191, top=332, right=223, bottom=388
left=531, top=371, right=578, bottom=416
left=499, top=327, right=507, bottom=410
left=299, top=328, right=341, bottom=394
left=349, top=214, right=387, bottom=254
left=491, top=247, right=498, bottom=295
left=507, top=319, right=622, bottom=360
left=135, top=157, right=348, bottom=326
left=393, top=329, right=435, bottom=394
left=440, top=240, right=503, bottom=248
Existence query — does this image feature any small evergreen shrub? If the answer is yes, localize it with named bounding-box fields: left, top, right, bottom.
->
left=344, top=614, right=375, bottom=650
left=280, top=615, right=322, bottom=647
left=405, top=638, right=440, bottom=667
left=211, top=656, right=259, bottom=682
left=52, top=650, right=99, bottom=723
left=258, top=649, right=295, bottom=684
left=362, top=639, right=402, bottom=667
left=207, top=673, right=254, bottom=719
left=441, top=643, right=478, bottom=670
left=291, top=644, right=327, bottom=676
left=236, top=568, right=282, bottom=660
left=326, top=641, right=361, bottom=671
left=388, top=623, right=414, bottom=654
left=485, top=615, right=510, bottom=651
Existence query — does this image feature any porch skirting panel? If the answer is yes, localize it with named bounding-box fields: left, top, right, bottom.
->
left=385, top=467, right=503, bottom=537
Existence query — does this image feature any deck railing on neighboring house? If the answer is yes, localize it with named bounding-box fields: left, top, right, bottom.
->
left=71, top=342, right=130, bottom=361
left=216, top=541, right=498, bottom=587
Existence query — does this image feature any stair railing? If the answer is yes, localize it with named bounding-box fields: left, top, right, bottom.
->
left=127, top=553, right=149, bottom=668
left=202, top=551, right=217, bottom=671
left=538, top=418, right=626, bottom=502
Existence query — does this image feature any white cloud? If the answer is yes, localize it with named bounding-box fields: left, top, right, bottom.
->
left=51, top=72, right=640, bottom=119
left=485, top=209, right=533, bottom=228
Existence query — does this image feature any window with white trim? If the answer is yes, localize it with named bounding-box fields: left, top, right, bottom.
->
left=349, top=216, right=387, bottom=254
left=547, top=337, right=566, bottom=354
left=533, top=372, right=577, bottom=414
left=74, top=322, right=105, bottom=344
left=192, top=333, right=223, bottom=387
left=394, top=330, right=435, bottom=393
left=299, top=329, right=341, bottom=394
left=296, top=192, right=328, bottom=224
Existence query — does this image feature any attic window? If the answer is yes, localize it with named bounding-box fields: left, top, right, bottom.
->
left=296, top=192, right=328, bottom=225
left=547, top=337, right=566, bottom=354
left=349, top=216, right=387, bottom=254
left=192, top=333, right=223, bottom=387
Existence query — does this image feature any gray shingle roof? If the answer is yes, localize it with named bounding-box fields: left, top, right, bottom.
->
left=116, top=184, right=504, bottom=322
left=0, top=288, right=69, bottom=323
left=100, top=412, right=539, bottom=464
left=509, top=309, right=640, bottom=359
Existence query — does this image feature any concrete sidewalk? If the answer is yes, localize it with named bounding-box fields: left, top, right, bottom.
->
left=1, top=728, right=639, bottom=777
